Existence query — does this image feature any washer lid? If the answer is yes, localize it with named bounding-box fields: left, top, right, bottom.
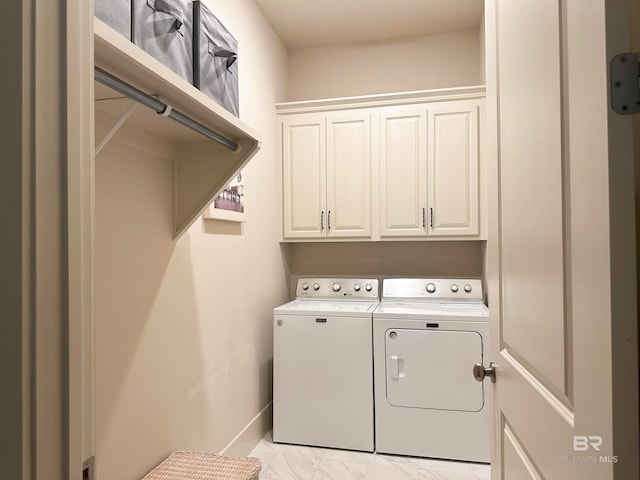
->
left=275, top=299, right=379, bottom=317
left=374, top=301, right=488, bottom=320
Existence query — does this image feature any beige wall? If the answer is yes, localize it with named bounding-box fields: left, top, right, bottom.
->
left=287, top=241, right=485, bottom=299
left=288, top=242, right=483, bottom=277
left=94, top=1, right=288, bottom=478
left=287, top=29, right=482, bottom=101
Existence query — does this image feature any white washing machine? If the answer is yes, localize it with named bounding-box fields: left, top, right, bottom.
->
left=273, top=278, right=379, bottom=452
left=373, top=278, right=490, bottom=462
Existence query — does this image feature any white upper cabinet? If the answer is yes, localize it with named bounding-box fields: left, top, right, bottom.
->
left=326, top=113, right=372, bottom=238
left=277, top=87, right=485, bottom=241
left=282, top=112, right=372, bottom=239
left=282, top=113, right=326, bottom=238
left=427, top=101, right=480, bottom=237
left=379, top=100, right=481, bottom=240
left=379, top=108, right=428, bottom=237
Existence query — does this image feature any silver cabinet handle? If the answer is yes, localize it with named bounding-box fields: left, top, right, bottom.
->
left=321, top=211, right=324, bottom=230
left=328, top=211, right=332, bottom=230
left=473, top=362, right=496, bottom=383
left=422, top=208, right=426, bottom=229
left=430, top=208, right=433, bottom=229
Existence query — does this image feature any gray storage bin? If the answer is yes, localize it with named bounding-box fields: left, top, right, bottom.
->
left=193, top=1, right=239, bottom=116
left=133, top=0, right=193, bottom=84
left=95, top=0, right=132, bottom=39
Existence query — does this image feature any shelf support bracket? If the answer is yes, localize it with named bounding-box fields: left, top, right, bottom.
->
left=95, top=101, right=138, bottom=155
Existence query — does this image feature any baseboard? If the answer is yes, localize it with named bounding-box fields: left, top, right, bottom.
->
left=219, top=402, right=272, bottom=457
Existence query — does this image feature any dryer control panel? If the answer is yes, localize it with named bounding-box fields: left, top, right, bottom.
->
left=296, top=278, right=379, bottom=299
left=382, top=278, right=483, bottom=302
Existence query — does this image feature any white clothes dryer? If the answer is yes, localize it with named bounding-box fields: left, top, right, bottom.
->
left=273, top=278, right=379, bottom=452
left=373, top=278, right=490, bottom=462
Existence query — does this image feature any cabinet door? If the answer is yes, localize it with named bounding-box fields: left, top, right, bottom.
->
left=427, top=101, right=479, bottom=237
left=379, top=108, right=428, bottom=237
left=282, top=114, right=326, bottom=238
left=326, top=113, right=371, bottom=238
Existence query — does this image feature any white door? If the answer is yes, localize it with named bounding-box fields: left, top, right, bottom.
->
left=485, top=1, right=638, bottom=479
left=379, top=107, right=428, bottom=237
left=427, top=101, right=480, bottom=237
left=326, top=112, right=372, bottom=238
left=282, top=114, right=326, bottom=238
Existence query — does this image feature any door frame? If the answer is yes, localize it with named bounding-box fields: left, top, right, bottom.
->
left=0, top=0, right=94, bottom=478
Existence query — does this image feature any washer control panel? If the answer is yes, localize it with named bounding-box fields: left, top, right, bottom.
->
left=382, top=278, right=483, bottom=302
left=296, top=278, right=379, bottom=299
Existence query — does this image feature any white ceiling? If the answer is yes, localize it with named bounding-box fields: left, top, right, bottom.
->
left=252, top=0, right=484, bottom=50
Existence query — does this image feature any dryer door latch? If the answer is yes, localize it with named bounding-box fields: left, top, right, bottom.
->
left=473, top=362, right=496, bottom=383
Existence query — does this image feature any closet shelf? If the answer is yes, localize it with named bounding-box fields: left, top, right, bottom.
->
left=94, top=18, right=261, bottom=239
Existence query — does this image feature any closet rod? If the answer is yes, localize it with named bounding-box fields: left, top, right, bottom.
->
left=94, top=67, right=238, bottom=151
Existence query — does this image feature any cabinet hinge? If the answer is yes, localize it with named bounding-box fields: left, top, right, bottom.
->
left=611, top=52, right=640, bottom=115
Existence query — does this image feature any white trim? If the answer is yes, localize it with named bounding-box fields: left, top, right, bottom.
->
left=68, top=0, right=95, bottom=470
left=219, top=403, right=273, bottom=457
left=276, top=86, right=486, bottom=114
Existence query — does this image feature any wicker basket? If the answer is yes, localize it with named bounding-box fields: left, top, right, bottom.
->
left=142, top=451, right=261, bottom=480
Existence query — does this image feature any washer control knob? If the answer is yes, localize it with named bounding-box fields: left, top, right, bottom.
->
left=464, top=284, right=472, bottom=293
left=426, top=283, right=436, bottom=293
left=451, top=284, right=459, bottom=293
left=354, top=284, right=361, bottom=292
left=365, top=283, right=373, bottom=292
left=313, top=283, right=320, bottom=291
left=332, top=282, right=341, bottom=292
left=302, top=283, right=309, bottom=291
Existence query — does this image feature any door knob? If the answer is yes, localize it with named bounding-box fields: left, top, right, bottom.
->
left=473, top=362, right=496, bottom=383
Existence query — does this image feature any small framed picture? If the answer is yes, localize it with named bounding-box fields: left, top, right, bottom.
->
left=204, top=171, right=246, bottom=222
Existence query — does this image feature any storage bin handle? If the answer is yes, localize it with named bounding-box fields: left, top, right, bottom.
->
left=208, top=42, right=238, bottom=70
left=148, top=0, right=185, bottom=32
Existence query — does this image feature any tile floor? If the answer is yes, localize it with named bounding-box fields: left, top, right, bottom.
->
left=249, top=432, right=491, bottom=480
